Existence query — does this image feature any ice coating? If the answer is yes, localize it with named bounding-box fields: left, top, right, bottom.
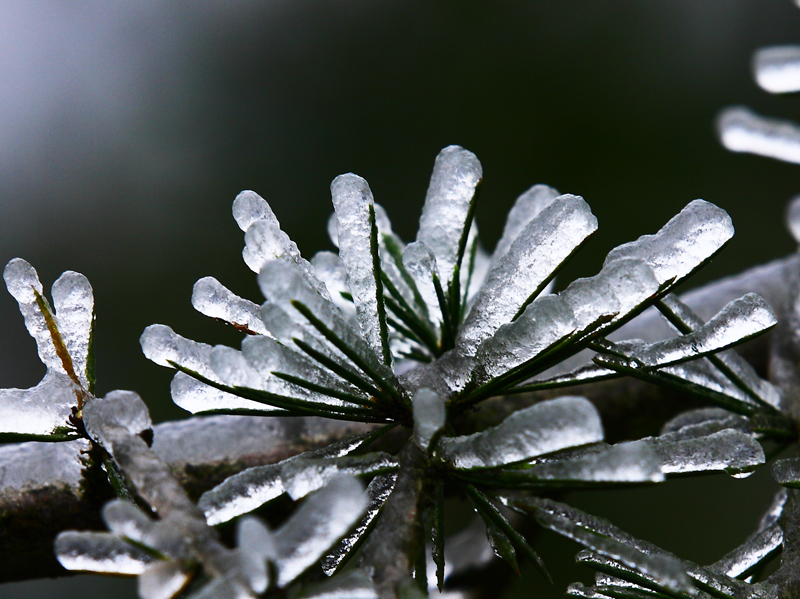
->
left=491, top=184, right=561, bottom=266
left=186, top=575, right=255, bottom=599
left=280, top=453, right=399, bottom=499
left=416, top=145, right=483, bottom=287
left=51, top=270, right=94, bottom=385
left=534, top=511, right=693, bottom=595
left=604, top=199, right=734, bottom=289
left=192, top=277, right=268, bottom=336
left=199, top=432, right=373, bottom=525
left=660, top=408, right=752, bottom=437
left=458, top=195, right=597, bottom=354
left=300, top=569, right=377, bottom=599
left=169, top=372, right=284, bottom=414
left=647, top=429, right=764, bottom=476
left=258, top=260, right=398, bottom=386
left=754, top=45, right=800, bottom=93
left=139, top=560, right=191, bottom=599
left=474, top=294, right=577, bottom=382
left=402, top=241, right=442, bottom=325
left=0, top=371, right=80, bottom=434
left=718, top=106, right=800, bottom=164
left=322, top=473, right=397, bottom=576
left=4, top=258, right=62, bottom=372
left=624, top=294, right=776, bottom=368
left=758, top=489, right=788, bottom=532
left=311, top=251, right=357, bottom=318
left=514, top=442, right=664, bottom=485
left=710, top=524, right=782, bottom=578
left=102, top=500, right=157, bottom=544
left=232, top=190, right=274, bottom=233
left=787, top=196, right=800, bottom=244
left=331, top=174, right=392, bottom=366
left=439, top=396, right=603, bottom=469
left=211, top=345, right=267, bottom=390
left=772, top=458, right=800, bottom=487
left=657, top=294, right=781, bottom=410
left=55, top=531, right=154, bottom=574
left=141, top=324, right=217, bottom=379
left=83, top=390, right=153, bottom=447
left=412, top=388, right=446, bottom=452
left=237, top=516, right=276, bottom=562
left=273, top=476, right=368, bottom=587
left=240, top=335, right=369, bottom=408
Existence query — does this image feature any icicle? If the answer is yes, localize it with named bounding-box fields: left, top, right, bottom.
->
left=458, top=194, right=597, bottom=354
left=321, top=473, right=397, bottom=576
left=709, top=524, right=782, bottom=578
left=490, top=184, right=561, bottom=266
left=412, top=388, right=446, bottom=453
left=192, top=277, right=268, bottom=336
left=331, top=174, right=392, bottom=366
left=753, top=45, right=800, bottom=94
left=416, top=145, right=483, bottom=288
left=273, top=477, right=368, bottom=587
left=55, top=531, right=154, bottom=575
left=141, top=324, right=216, bottom=379
left=604, top=199, right=734, bottom=289
left=439, top=396, right=603, bottom=469
left=718, top=106, right=800, bottom=165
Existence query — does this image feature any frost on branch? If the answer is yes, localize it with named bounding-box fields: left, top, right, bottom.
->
left=0, top=258, right=94, bottom=437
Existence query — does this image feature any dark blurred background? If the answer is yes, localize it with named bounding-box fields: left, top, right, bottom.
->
left=1, top=1, right=798, bottom=597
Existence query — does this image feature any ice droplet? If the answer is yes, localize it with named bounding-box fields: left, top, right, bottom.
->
left=55, top=531, right=154, bottom=575
left=604, top=199, right=734, bottom=289
left=458, top=194, right=597, bottom=354
left=416, top=145, right=483, bottom=288
left=192, top=277, right=268, bottom=336
left=718, top=106, right=800, bottom=165
left=754, top=45, right=800, bottom=94
left=412, top=388, right=446, bottom=453
left=439, top=396, right=603, bottom=469
left=331, top=174, right=392, bottom=366
left=273, top=477, right=368, bottom=587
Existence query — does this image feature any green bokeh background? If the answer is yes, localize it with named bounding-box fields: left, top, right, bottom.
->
left=0, top=1, right=798, bottom=597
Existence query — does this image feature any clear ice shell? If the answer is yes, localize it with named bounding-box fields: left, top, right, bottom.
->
left=458, top=194, right=598, bottom=354
left=169, top=372, right=283, bottom=414
left=416, top=145, right=483, bottom=288
left=280, top=453, right=399, bottom=500
left=709, top=524, right=782, bottom=578
left=321, top=473, right=397, bottom=576
left=439, top=396, right=603, bottom=469
left=273, top=476, right=368, bottom=587
left=141, top=324, right=217, bottom=379
left=0, top=371, right=80, bottom=435
left=402, top=241, right=442, bottom=326
left=331, top=173, right=392, bottom=367
left=718, top=106, right=800, bottom=165
left=625, top=294, right=776, bottom=368
left=138, top=560, right=191, bottom=599
left=787, top=195, right=800, bottom=244
left=412, top=388, right=446, bottom=452
left=647, top=429, right=765, bottom=476
left=258, top=260, right=398, bottom=386
left=490, top=184, right=561, bottom=266
left=55, top=530, right=154, bottom=575
left=772, top=458, right=800, bottom=487
left=199, top=432, right=372, bottom=525
left=192, top=277, right=268, bottom=336
left=754, top=45, right=800, bottom=93
left=51, top=270, right=94, bottom=385
left=83, top=390, right=153, bottom=447
left=4, top=258, right=64, bottom=373
left=604, top=199, right=734, bottom=289
left=311, top=251, right=357, bottom=319
left=102, top=499, right=157, bottom=544
left=298, top=568, right=378, bottom=598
